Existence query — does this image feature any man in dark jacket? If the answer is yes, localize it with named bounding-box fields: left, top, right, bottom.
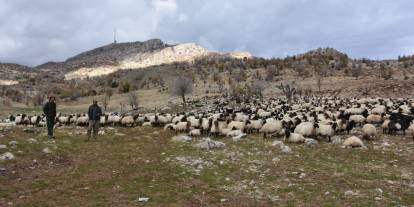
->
left=87, top=100, right=102, bottom=141
left=43, top=96, right=57, bottom=139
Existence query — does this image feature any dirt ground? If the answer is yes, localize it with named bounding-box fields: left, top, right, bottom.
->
left=0, top=125, right=413, bottom=206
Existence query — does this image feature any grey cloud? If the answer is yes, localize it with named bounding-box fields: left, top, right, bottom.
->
left=0, top=0, right=413, bottom=66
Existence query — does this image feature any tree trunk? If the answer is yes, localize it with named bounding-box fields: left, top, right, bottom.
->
left=181, top=94, right=186, bottom=107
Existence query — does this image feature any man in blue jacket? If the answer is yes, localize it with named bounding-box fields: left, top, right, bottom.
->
left=87, top=100, right=102, bottom=141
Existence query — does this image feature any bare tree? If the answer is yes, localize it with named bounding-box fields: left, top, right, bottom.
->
left=32, top=91, right=46, bottom=106
left=379, top=63, right=393, bottom=80
left=351, top=63, right=362, bottom=79
left=171, top=76, right=193, bottom=106
left=265, top=65, right=280, bottom=81
left=316, top=75, right=322, bottom=92
left=277, top=82, right=297, bottom=104
left=250, top=80, right=266, bottom=100
left=102, top=88, right=113, bottom=111
left=119, top=102, right=127, bottom=114
left=127, top=91, right=139, bottom=110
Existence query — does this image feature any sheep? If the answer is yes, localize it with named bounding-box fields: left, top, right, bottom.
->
left=284, top=130, right=305, bottom=143
left=234, top=113, right=249, bottom=122
left=30, top=115, right=43, bottom=126
left=200, top=118, right=211, bottom=134
left=245, top=119, right=264, bottom=133
left=257, top=109, right=271, bottom=118
left=100, top=114, right=109, bottom=126
left=345, top=107, right=365, bottom=115
left=227, top=121, right=246, bottom=132
left=314, top=123, right=337, bottom=142
left=366, top=114, right=382, bottom=125
left=76, top=115, right=89, bottom=126
left=210, top=120, right=228, bottom=136
left=381, top=119, right=390, bottom=134
left=342, top=136, right=366, bottom=149
left=226, top=129, right=244, bottom=137
left=294, top=122, right=316, bottom=137
left=142, top=122, right=152, bottom=127
left=189, top=129, right=201, bottom=137
left=260, top=120, right=283, bottom=138
left=349, top=115, right=366, bottom=125
left=120, top=115, right=136, bottom=127
left=164, top=123, right=175, bottom=131
left=15, top=114, right=29, bottom=125
left=173, top=121, right=191, bottom=133
left=58, top=115, right=73, bottom=126
left=362, top=124, right=377, bottom=140
left=371, top=105, right=386, bottom=114
left=108, top=114, right=122, bottom=126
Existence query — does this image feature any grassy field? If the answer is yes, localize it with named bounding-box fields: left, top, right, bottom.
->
left=0, top=126, right=413, bottom=206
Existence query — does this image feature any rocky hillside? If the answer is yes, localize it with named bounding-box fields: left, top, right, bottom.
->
left=0, top=63, right=36, bottom=86
left=64, top=41, right=252, bottom=80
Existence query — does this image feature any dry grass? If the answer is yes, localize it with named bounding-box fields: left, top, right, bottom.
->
left=0, top=125, right=413, bottom=206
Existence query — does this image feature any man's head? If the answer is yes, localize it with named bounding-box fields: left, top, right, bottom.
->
left=48, top=96, right=56, bottom=102
left=93, top=100, right=98, bottom=105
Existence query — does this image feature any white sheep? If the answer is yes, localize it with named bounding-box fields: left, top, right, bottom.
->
left=342, top=136, right=367, bottom=149
left=260, top=120, right=283, bottom=138
left=174, top=121, right=191, bottom=133
left=210, top=120, right=228, bottom=136
left=294, top=122, right=315, bottom=137
left=315, top=123, right=336, bottom=141
left=121, top=116, right=135, bottom=127
left=226, top=129, right=244, bottom=137
left=349, top=115, right=366, bottom=125
left=15, top=114, right=29, bottom=125
left=245, top=119, right=263, bottom=133
left=362, top=124, right=377, bottom=140
left=189, top=129, right=201, bottom=136
left=227, top=121, right=246, bottom=131
left=285, top=130, right=305, bottom=143
left=371, top=105, right=386, bottom=114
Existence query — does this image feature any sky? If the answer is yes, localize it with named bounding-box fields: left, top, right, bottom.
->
left=1, top=0, right=414, bottom=66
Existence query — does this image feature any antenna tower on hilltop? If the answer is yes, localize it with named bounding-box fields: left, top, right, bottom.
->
left=113, top=29, right=117, bottom=44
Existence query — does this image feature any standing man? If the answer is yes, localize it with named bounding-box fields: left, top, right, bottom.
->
left=43, top=95, right=57, bottom=139
left=87, top=100, right=102, bottom=141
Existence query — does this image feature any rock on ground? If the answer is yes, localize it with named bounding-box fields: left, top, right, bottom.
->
left=305, top=138, right=318, bottom=145
left=0, top=152, right=14, bottom=160
left=194, top=138, right=225, bottom=149
left=171, top=135, right=192, bottom=142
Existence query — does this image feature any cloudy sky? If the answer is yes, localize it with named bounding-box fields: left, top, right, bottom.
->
left=1, top=0, right=414, bottom=66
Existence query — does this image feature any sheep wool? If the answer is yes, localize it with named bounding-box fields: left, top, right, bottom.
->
left=342, top=136, right=367, bottom=149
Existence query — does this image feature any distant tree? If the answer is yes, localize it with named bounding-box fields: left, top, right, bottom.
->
left=119, top=102, right=127, bottom=114
left=32, top=91, right=46, bottom=106
left=127, top=91, right=139, bottom=110
left=316, top=76, right=322, bottom=92
left=351, top=63, right=362, bottom=79
left=102, top=88, right=113, bottom=111
left=338, top=54, right=349, bottom=69
left=277, top=82, right=297, bottom=104
left=171, top=76, right=193, bottom=106
left=119, top=81, right=131, bottom=93
left=379, top=63, right=393, bottom=80
left=265, top=65, right=280, bottom=81
left=250, top=80, right=266, bottom=100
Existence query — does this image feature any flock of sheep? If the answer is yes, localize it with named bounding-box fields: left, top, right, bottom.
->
left=4, top=96, right=414, bottom=148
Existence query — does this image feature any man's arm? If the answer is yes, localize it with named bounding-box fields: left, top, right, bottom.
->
left=43, top=103, right=48, bottom=116
left=88, top=106, right=92, bottom=118
left=97, top=107, right=102, bottom=116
